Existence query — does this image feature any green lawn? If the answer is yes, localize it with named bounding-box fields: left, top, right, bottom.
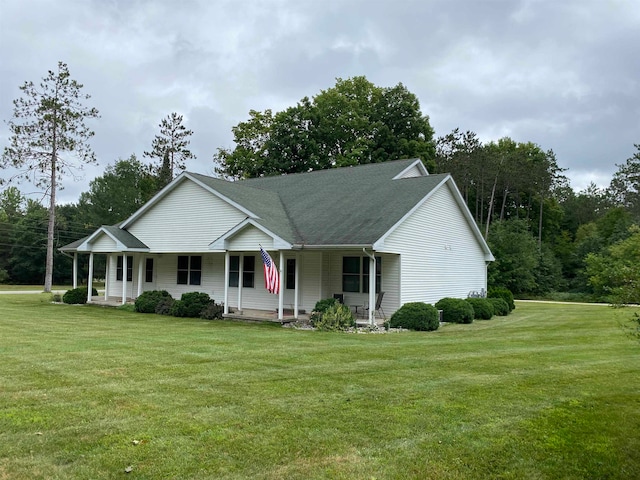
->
left=1, top=296, right=639, bottom=479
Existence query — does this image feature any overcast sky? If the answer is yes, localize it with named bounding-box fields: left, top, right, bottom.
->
left=1, top=0, right=639, bottom=204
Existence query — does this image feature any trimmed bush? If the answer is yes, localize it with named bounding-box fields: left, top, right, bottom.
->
left=170, top=292, right=211, bottom=318
left=388, top=302, right=439, bottom=331
left=135, top=290, right=172, bottom=313
left=488, top=287, right=515, bottom=311
left=155, top=297, right=175, bottom=315
left=200, top=301, right=224, bottom=320
left=435, top=297, right=475, bottom=324
left=488, top=297, right=509, bottom=316
left=314, top=303, right=355, bottom=331
left=310, top=297, right=338, bottom=325
left=465, top=298, right=494, bottom=320
left=62, top=287, right=99, bottom=305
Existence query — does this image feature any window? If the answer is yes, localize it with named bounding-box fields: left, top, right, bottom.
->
left=145, top=258, right=154, bottom=283
left=228, top=255, right=255, bottom=288
left=342, top=257, right=361, bottom=292
left=229, top=256, right=239, bottom=287
left=116, top=255, right=133, bottom=282
left=242, top=255, right=255, bottom=288
left=363, top=256, right=382, bottom=293
left=342, top=256, right=382, bottom=293
left=286, top=258, right=296, bottom=290
left=177, top=255, right=202, bottom=285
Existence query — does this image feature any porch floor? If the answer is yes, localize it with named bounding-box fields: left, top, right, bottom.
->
left=224, top=308, right=312, bottom=324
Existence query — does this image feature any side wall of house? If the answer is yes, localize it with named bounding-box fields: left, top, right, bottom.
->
left=381, top=183, right=488, bottom=305
left=127, top=180, right=246, bottom=252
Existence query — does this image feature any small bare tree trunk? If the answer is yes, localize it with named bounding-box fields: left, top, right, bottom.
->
left=44, top=150, right=56, bottom=293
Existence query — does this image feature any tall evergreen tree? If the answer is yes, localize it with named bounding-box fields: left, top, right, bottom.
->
left=1, top=62, right=99, bottom=292
left=144, top=112, right=195, bottom=179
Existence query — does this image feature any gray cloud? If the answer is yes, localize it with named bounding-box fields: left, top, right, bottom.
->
left=1, top=0, right=639, bottom=204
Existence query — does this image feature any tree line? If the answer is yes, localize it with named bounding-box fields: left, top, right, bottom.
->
left=1, top=63, right=639, bottom=303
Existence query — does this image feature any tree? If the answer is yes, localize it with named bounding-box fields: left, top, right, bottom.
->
left=144, top=112, right=195, bottom=180
left=586, top=225, right=640, bottom=304
left=77, top=155, right=158, bottom=227
left=214, top=76, right=435, bottom=178
left=608, top=144, right=640, bottom=221
left=487, top=219, right=539, bottom=294
left=1, top=62, right=99, bottom=292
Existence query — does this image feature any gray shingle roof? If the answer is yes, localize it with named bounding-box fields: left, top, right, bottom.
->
left=209, top=159, right=447, bottom=246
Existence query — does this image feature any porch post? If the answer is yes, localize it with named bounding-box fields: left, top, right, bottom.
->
left=104, top=254, right=110, bottom=301
left=369, top=255, right=376, bottom=326
left=72, top=252, right=78, bottom=289
left=237, top=254, right=243, bottom=314
left=294, top=253, right=299, bottom=318
left=278, top=251, right=284, bottom=320
left=137, top=254, right=144, bottom=298
left=121, top=254, right=127, bottom=305
left=223, top=251, right=229, bottom=314
left=87, top=252, right=94, bottom=303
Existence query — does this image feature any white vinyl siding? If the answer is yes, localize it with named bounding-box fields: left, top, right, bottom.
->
left=90, top=234, right=116, bottom=252
left=227, top=226, right=273, bottom=251
left=127, top=180, right=246, bottom=252
left=397, top=164, right=425, bottom=179
left=383, top=183, right=487, bottom=305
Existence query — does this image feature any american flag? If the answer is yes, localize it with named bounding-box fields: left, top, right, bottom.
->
left=260, top=247, right=280, bottom=294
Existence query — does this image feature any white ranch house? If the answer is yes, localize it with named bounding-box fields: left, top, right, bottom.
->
left=61, top=159, right=494, bottom=324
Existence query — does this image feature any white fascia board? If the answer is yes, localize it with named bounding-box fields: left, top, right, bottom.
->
left=445, top=178, right=495, bottom=261
left=209, top=218, right=292, bottom=251
left=392, top=159, right=428, bottom=179
left=75, top=227, right=150, bottom=253
left=120, top=172, right=258, bottom=230
left=373, top=176, right=449, bottom=250
left=372, top=175, right=495, bottom=261
left=120, top=173, right=189, bottom=229
left=185, top=173, right=257, bottom=218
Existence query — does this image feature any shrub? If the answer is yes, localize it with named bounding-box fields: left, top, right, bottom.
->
left=488, top=287, right=515, bottom=311
left=155, top=297, right=175, bottom=315
left=314, top=303, right=355, bottom=331
left=51, top=293, right=62, bottom=303
left=487, top=297, right=509, bottom=316
left=200, top=301, right=224, bottom=320
left=388, top=302, right=439, bottom=331
left=435, top=297, right=475, bottom=324
left=170, top=292, right=211, bottom=318
left=135, top=290, right=172, bottom=313
left=465, top=298, right=494, bottom=320
left=310, top=297, right=338, bottom=325
left=62, top=287, right=99, bottom=305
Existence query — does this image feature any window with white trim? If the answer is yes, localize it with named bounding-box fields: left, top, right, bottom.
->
left=177, top=255, right=202, bottom=285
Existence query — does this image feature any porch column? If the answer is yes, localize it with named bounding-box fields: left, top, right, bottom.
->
left=137, top=254, right=144, bottom=298
left=72, top=253, right=78, bottom=289
left=368, top=255, right=376, bottom=326
left=294, top=253, right=299, bottom=318
left=223, top=251, right=230, bottom=314
left=278, top=251, right=284, bottom=320
left=104, top=254, right=110, bottom=301
left=87, top=253, right=94, bottom=303
left=237, top=254, right=243, bottom=314
left=121, top=253, right=127, bottom=305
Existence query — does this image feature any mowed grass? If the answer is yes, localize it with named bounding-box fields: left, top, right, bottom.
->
left=1, top=296, right=639, bottom=479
